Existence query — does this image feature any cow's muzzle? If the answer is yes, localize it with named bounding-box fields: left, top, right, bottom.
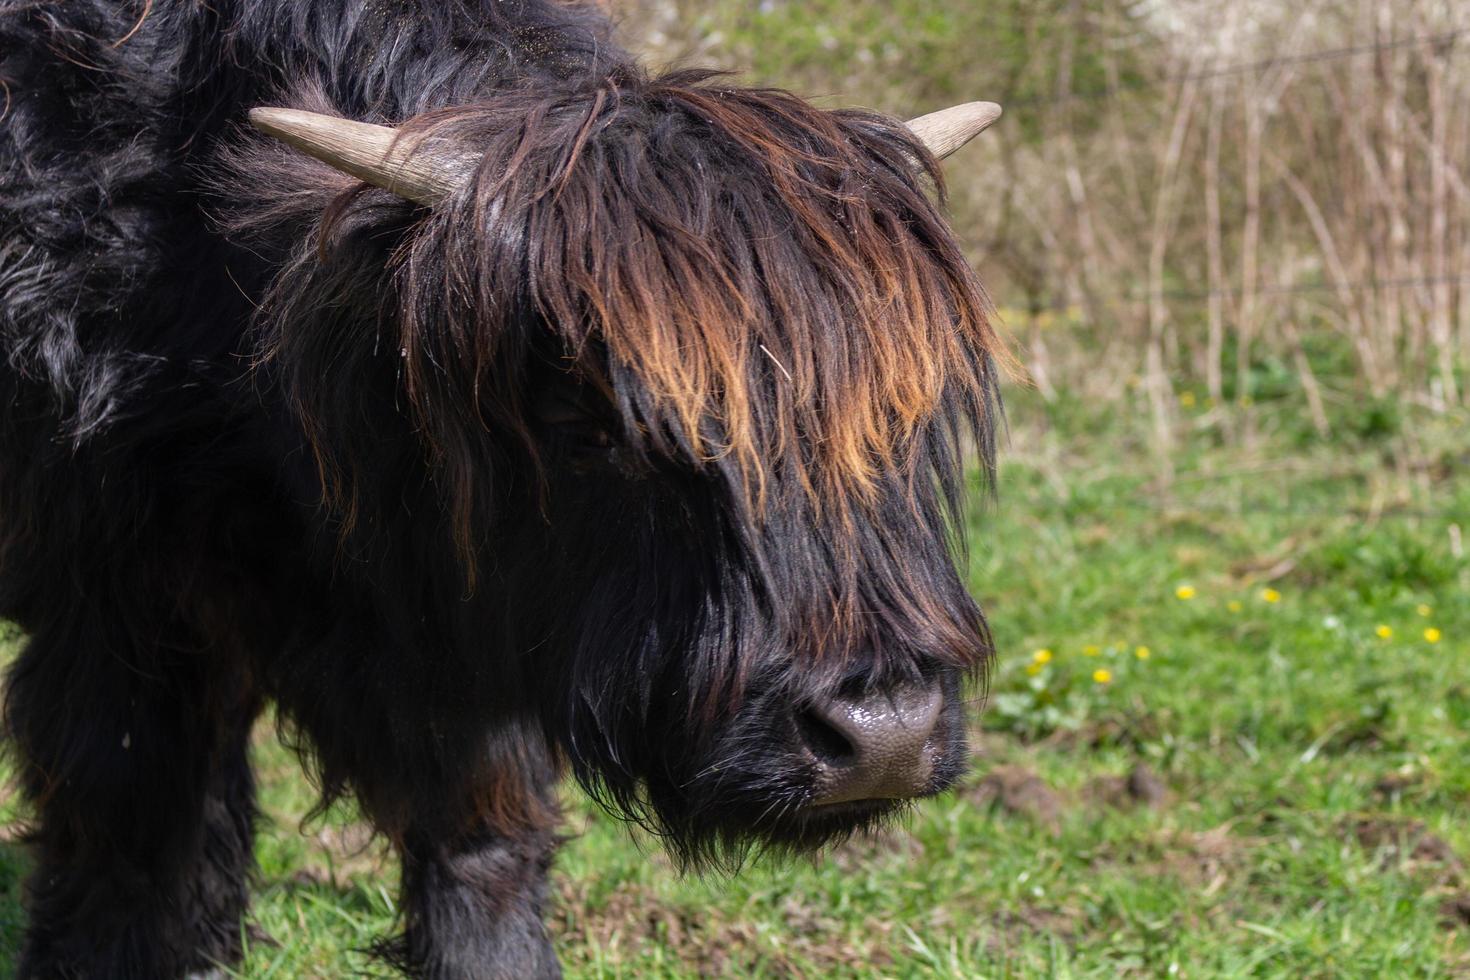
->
left=796, top=680, right=945, bottom=806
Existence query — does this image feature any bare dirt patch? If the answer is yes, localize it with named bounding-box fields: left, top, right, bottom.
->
left=1440, top=892, right=1470, bottom=930
left=968, top=761, right=1175, bottom=834
left=1155, top=824, right=1257, bottom=894
left=1083, top=821, right=1261, bottom=907
left=990, top=905, right=1082, bottom=947
left=552, top=879, right=894, bottom=977
left=1373, top=769, right=1428, bottom=801
left=1042, top=712, right=1167, bottom=751
left=1083, top=764, right=1170, bottom=811
left=1350, top=817, right=1461, bottom=874
left=969, top=766, right=1065, bottom=831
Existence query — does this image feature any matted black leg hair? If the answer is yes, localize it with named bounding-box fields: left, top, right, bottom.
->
left=5, top=615, right=261, bottom=979
left=380, top=822, right=562, bottom=980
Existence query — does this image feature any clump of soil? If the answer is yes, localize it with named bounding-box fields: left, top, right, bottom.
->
left=1373, top=770, right=1425, bottom=800
left=970, top=766, right=1065, bottom=830
left=990, top=906, right=1082, bottom=947
left=1351, top=817, right=1461, bottom=871
left=969, top=761, right=1177, bottom=833
left=1441, top=893, right=1470, bottom=929
left=1042, top=713, right=1165, bottom=750
left=1084, top=764, right=1170, bottom=811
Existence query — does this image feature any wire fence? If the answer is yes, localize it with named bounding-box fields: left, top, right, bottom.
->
left=995, top=456, right=1470, bottom=522
left=1126, top=275, right=1470, bottom=305
left=1000, top=273, right=1470, bottom=312
left=991, top=485, right=1469, bottom=523
left=1006, top=27, right=1470, bottom=111
left=979, top=27, right=1470, bottom=370
left=1061, top=496, right=1467, bottom=522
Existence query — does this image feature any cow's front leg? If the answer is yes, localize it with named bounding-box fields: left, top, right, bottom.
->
left=394, top=820, right=562, bottom=979
left=380, top=754, right=563, bottom=979
left=5, top=616, right=261, bottom=980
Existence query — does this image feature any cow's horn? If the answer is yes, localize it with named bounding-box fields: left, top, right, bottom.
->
left=248, top=107, right=473, bottom=206
left=904, top=102, right=1003, bottom=160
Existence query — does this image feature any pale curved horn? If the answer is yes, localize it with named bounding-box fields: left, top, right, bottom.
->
left=248, top=107, right=476, bottom=206
left=905, top=102, right=1003, bottom=160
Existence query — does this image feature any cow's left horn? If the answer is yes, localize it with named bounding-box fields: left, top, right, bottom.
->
left=248, top=107, right=474, bottom=206
left=904, top=101, right=1003, bottom=160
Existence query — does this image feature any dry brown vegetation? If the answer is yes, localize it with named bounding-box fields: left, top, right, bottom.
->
left=618, top=0, right=1470, bottom=449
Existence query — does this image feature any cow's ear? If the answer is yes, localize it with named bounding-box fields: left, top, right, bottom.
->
left=904, top=102, right=1002, bottom=160
left=248, top=107, right=476, bottom=206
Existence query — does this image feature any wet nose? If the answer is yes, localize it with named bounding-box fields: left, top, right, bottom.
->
left=796, top=681, right=945, bottom=806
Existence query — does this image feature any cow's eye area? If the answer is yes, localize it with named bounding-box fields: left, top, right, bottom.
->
left=558, top=418, right=614, bottom=453
left=533, top=387, right=618, bottom=457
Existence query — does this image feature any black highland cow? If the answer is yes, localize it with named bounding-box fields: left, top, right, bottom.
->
left=0, top=0, right=1006, bottom=975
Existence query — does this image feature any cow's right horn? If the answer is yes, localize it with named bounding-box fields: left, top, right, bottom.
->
left=904, top=102, right=1003, bottom=160
left=248, top=107, right=475, bottom=206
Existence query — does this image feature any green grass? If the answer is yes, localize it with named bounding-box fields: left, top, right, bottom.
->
left=2, top=387, right=1468, bottom=978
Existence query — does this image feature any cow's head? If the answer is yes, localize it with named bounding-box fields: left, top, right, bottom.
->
left=244, top=69, right=1004, bottom=866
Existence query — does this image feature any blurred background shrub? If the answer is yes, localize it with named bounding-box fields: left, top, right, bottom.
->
left=621, top=0, right=1470, bottom=456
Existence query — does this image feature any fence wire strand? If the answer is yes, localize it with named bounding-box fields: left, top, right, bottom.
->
left=1007, top=27, right=1470, bottom=111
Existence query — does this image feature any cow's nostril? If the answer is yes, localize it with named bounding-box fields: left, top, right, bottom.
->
left=800, top=681, right=946, bottom=806
left=796, top=707, right=858, bottom=766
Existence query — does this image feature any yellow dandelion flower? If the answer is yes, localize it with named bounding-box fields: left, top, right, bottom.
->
left=1179, top=391, right=1197, bottom=408
left=1176, top=585, right=1197, bottom=600
left=1260, top=588, right=1282, bottom=604
left=1032, top=648, right=1053, bottom=665
left=1083, top=644, right=1101, bottom=657
left=1135, top=647, right=1151, bottom=660
left=1025, top=663, right=1045, bottom=677
left=1227, top=600, right=1244, bottom=613
left=1375, top=624, right=1393, bottom=640
left=1093, top=669, right=1113, bottom=684
left=1425, top=628, right=1442, bottom=644
left=1417, top=604, right=1432, bottom=617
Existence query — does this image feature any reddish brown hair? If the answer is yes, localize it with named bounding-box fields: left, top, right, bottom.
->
left=374, top=69, right=1006, bottom=535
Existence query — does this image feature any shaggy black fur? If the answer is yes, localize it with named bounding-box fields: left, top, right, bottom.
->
left=0, top=1, right=1003, bottom=976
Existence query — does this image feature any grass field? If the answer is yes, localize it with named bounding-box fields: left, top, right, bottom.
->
left=1, top=382, right=1466, bottom=978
